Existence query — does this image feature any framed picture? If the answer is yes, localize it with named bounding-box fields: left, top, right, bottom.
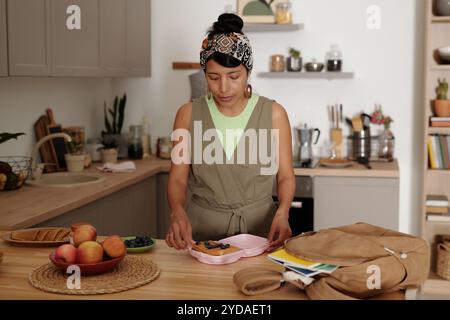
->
left=237, top=0, right=285, bottom=23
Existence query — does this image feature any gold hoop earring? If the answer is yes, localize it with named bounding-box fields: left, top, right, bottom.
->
left=245, top=84, right=252, bottom=99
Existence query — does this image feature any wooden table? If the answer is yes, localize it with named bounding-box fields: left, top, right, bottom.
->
left=0, top=237, right=306, bottom=300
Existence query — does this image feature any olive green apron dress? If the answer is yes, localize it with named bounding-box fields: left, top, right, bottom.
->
left=187, top=95, right=277, bottom=240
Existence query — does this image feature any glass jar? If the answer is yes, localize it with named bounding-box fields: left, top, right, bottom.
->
left=157, top=137, right=172, bottom=159
left=325, top=44, right=343, bottom=72
left=378, top=128, right=395, bottom=161
left=128, top=125, right=143, bottom=159
left=275, top=1, right=293, bottom=24
left=271, top=54, right=285, bottom=72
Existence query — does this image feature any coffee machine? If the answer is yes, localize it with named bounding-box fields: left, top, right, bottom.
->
left=294, top=125, right=321, bottom=168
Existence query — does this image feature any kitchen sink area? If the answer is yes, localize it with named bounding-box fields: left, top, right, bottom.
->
left=26, top=172, right=106, bottom=188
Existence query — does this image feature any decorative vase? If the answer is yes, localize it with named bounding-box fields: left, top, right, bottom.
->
left=286, top=57, right=302, bottom=72
left=65, top=154, right=85, bottom=172
left=378, top=128, right=395, bottom=161
left=436, top=0, right=450, bottom=16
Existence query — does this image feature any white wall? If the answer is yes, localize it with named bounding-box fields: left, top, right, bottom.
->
left=0, top=77, right=111, bottom=157
left=112, top=0, right=426, bottom=235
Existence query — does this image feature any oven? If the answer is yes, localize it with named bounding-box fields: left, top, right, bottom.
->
left=273, top=176, right=314, bottom=236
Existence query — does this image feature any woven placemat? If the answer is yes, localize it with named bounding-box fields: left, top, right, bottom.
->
left=28, top=256, right=160, bottom=295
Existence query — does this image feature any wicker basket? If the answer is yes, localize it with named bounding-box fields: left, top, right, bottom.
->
left=0, top=156, right=31, bottom=191
left=436, top=242, right=450, bottom=280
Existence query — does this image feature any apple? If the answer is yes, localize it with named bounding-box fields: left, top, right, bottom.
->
left=102, top=235, right=126, bottom=258
left=73, top=224, right=97, bottom=247
left=71, top=221, right=92, bottom=233
left=54, top=244, right=77, bottom=264
left=76, top=241, right=103, bottom=264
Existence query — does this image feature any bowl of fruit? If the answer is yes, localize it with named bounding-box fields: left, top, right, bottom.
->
left=121, top=236, right=155, bottom=253
left=50, top=224, right=127, bottom=276
left=0, top=156, right=31, bottom=191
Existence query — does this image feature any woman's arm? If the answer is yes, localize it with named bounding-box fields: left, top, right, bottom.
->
left=165, top=102, right=193, bottom=250
left=267, top=102, right=296, bottom=251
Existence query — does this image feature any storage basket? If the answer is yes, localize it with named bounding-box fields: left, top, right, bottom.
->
left=436, top=242, right=450, bottom=280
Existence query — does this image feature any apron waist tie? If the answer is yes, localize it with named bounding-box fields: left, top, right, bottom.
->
left=191, top=195, right=274, bottom=236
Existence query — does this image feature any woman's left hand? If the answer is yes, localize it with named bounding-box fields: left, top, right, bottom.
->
left=267, top=210, right=292, bottom=252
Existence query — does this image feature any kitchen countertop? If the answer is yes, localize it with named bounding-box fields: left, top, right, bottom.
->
left=0, top=157, right=399, bottom=231
left=293, top=160, right=399, bottom=178
left=0, top=237, right=305, bottom=300
left=0, top=158, right=171, bottom=231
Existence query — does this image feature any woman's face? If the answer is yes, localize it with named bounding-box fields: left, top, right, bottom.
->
left=205, top=59, right=248, bottom=107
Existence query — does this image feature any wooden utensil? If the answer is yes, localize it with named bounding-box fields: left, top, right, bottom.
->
left=46, top=108, right=66, bottom=171
left=33, top=115, right=57, bottom=173
left=351, top=116, right=363, bottom=132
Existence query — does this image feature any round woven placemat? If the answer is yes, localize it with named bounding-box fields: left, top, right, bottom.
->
left=28, top=256, right=160, bottom=295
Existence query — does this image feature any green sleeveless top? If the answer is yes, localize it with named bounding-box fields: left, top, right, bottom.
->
left=187, top=95, right=278, bottom=240
left=206, top=94, right=259, bottom=160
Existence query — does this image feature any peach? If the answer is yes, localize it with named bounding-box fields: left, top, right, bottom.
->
left=73, top=224, right=97, bottom=247
left=76, top=241, right=103, bottom=264
left=102, top=235, right=126, bottom=258
left=54, top=244, right=77, bottom=264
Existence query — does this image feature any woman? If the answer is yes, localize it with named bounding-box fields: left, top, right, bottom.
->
left=166, top=13, right=295, bottom=252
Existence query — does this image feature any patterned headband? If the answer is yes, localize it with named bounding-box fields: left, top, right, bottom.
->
left=200, top=32, right=253, bottom=73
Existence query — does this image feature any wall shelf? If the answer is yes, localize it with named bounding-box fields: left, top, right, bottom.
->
left=243, top=23, right=304, bottom=33
left=431, top=16, right=450, bottom=23
left=258, top=71, right=354, bottom=80
left=430, top=65, right=450, bottom=71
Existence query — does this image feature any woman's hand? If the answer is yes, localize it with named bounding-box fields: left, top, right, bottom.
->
left=267, top=210, right=292, bottom=252
left=165, top=209, right=194, bottom=250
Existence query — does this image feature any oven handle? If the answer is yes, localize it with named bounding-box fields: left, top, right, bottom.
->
left=273, top=201, right=303, bottom=208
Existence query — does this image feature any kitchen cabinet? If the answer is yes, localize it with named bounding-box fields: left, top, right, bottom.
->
left=51, top=0, right=102, bottom=76
left=0, top=0, right=7, bottom=76
left=6, top=0, right=150, bottom=77
left=34, top=175, right=158, bottom=237
left=314, top=176, right=399, bottom=231
left=7, top=0, right=52, bottom=76
left=100, top=0, right=151, bottom=77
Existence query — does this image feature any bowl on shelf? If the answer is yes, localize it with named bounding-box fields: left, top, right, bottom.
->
left=437, top=46, right=450, bottom=64
left=304, top=60, right=324, bottom=72
left=0, top=156, right=31, bottom=191
left=49, top=252, right=125, bottom=276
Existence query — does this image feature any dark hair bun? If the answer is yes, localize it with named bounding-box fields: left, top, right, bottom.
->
left=212, top=13, right=244, bottom=34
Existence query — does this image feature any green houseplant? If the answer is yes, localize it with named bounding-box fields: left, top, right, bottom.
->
left=102, top=94, right=127, bottom=158
left=97, top=139, right=119, bottom=164
left=64, top=140, right=85, bottom=172
left=435, top=78, right=450, bottom=117
left=287, top=47, right=302, bottom=72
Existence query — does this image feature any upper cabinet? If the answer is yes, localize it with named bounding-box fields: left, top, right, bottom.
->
left=6, top=0, right=151, bottom=77
left=99, top=0, right=150, bottom=77
left=51, top=0, right=102, bottom=76
left=7, top=0, right=51, bottom=76
left=0, top=0, right=7, bottom=76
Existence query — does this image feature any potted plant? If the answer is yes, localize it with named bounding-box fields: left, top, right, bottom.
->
left=287, top=47, right=302, bottom=72
left=65, top=140, right=85, bottom=172
left=102, top=94, right=127, bottom=158
left=434, top=78, right=450, bottom=117
left=98, top=140, right=119, bottom=164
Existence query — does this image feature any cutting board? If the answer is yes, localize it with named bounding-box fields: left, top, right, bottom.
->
left=33, top=115, right=57, bottom=173
left=46, top=108, right=66, bottom=170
